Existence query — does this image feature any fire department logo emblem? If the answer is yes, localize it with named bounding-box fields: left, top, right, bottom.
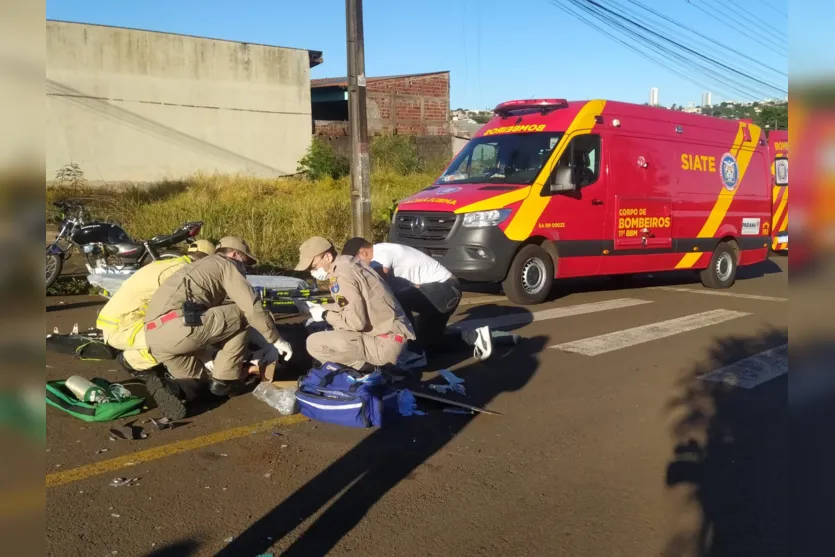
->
left=720, top=152, right=739, bottom=191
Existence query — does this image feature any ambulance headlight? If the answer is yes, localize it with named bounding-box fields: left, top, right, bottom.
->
left=462, top=209, right=512, bottom=228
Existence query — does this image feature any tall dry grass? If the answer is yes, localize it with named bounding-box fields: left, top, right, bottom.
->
left=46, top=169, right=437, bottom=270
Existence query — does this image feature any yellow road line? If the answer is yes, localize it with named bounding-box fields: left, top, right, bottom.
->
left=46, top=414, right=308, bottom=489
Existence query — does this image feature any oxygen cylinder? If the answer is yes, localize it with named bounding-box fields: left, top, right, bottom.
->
left=65, top=376, right=108, bottom=404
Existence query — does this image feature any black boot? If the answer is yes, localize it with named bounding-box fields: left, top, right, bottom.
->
left=117, top=353, right=186, bottom=420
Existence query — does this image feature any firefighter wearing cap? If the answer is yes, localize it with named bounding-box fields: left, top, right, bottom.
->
left=294, top=236, right=415, bottom=370
left=97, top=240, right=216, bottom=373
left=144, top=236, right=293, bottom=418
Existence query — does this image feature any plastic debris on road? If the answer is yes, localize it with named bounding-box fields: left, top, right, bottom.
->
left=397, top=389, right=425, bottom=417
left=109, top=477, right=140, bottom=488
left=149, top=417, right=171, bottom=430
left=253, top=383, right=298, bottom=415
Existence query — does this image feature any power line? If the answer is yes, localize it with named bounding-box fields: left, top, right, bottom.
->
left=703, top=0, right=787, bottom=40
left=545, top=0, right=758, bottom=101
left=685, top=0, right=787, bottom=55
left=574, top=0, right=786, bottom=95
left=622, top=0, right=786, bottom=78
left=757, top=0, right=787, bottom=17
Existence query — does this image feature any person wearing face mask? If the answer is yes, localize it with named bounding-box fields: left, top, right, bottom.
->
left=294, top=236, right=415, bottom=371
left=144, top=236, right=293, bottom=419
left=341, top=237, right=496, bottom=362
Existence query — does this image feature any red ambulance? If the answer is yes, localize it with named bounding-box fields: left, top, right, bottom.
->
left=389, top=99, right=773, bottom=305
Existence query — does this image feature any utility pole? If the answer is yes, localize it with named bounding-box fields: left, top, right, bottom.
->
left=346, top=0, right=371, bottom=239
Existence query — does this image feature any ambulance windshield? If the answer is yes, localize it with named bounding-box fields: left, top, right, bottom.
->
left=438, top=132, right=564, bottom=185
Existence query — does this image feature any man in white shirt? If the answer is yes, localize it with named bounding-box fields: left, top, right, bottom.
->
left=342, top=238, right=493, bottom=361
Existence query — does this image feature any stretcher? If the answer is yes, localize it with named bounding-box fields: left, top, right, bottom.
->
left=86, top=273, right=332, bottom=314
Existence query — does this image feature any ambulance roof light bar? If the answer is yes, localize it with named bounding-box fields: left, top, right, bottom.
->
left=494, top=99, right=569, bottom=118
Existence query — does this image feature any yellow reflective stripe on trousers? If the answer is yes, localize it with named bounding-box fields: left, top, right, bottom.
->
left=127, top=321, right=144, bottom=347
left=139, top=348, right=157, bottom=364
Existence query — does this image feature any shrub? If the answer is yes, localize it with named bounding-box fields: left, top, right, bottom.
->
left=297, top=138, right=350, bottom=181
left=370, top=135, right=424, bottom=174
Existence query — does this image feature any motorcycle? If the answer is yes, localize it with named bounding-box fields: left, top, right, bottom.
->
left=46, top=201, right=203, bottom=290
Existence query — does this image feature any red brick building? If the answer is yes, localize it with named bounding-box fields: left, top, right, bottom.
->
left=311, top=71, right=451, bottom=159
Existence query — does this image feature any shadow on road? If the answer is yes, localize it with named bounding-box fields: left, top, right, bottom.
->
left=462, top=256, right=783, bottom=304
left=140, top=539, right=200, bottom=557
left=549, top=257, right=784, bottom=303
left=218, top=311, right=544, bottom=557
left=662, top=329, right=788, bottom=557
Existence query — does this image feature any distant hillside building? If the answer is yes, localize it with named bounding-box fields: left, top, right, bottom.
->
left=701, top=91, right=712, bottom=107
left=650, top=87, right=659, bottom=106
left=47, top=20, right=323, bottom=184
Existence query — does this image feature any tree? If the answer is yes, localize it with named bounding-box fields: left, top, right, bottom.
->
left=754, top=104, right=788, bottom=130
left=471, top=113, right=491, bottom=124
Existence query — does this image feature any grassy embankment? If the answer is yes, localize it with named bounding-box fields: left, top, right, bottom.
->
left=46, top=169, right=438, bottom=272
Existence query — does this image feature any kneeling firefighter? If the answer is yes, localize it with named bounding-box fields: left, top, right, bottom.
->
left=144, top=237, right=293, bottom=419
left=97, top=240, right=217, bottom=372
left=294, top=236, right=415, bottom=371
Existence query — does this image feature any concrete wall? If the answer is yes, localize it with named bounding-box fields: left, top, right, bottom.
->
left=47, top=21, right=314, bottom=185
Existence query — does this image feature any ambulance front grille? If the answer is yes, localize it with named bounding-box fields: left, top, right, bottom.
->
left=393, top=211, right=457, bottom=242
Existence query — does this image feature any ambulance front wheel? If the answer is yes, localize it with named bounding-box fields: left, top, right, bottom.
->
left=502, top=244, right=555, bottom=305
left=700, top=242, right=738, bottom=289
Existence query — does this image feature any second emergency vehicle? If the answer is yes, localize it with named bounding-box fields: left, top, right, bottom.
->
left=768, top=130, right=789, bottom=251
left=389, top=99, right=775, bottom=305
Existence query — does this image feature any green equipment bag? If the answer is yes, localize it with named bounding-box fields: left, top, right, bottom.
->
left=45, top=378, right=145, bottom=422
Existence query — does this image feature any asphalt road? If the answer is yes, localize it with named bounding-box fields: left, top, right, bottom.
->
left=45, top=256, right=788, bottom=557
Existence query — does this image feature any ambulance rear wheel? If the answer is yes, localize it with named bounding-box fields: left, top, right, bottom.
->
left=503, top=244, right=554, bottom=305
left=700, top=242, right=738, bottom=289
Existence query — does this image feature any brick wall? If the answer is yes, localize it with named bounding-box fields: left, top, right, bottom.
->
left=313, top=72, right=450, bottom=138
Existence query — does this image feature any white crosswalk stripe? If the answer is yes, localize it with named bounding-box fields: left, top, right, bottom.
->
left=550, top=309, right=751, bottom=356
left=450, top=298, right=653, bottom=332
left=699, top=344, right=788, bottom=389
left=653, top=286, right=787, bottom=302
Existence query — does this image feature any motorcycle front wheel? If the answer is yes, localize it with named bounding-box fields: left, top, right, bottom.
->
left=46, top=252, right=63, bottom=290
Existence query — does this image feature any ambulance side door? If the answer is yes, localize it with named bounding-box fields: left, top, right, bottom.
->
left=607, top=135, right=674, bottom=256
left=539, top=132, right=608, bottom=277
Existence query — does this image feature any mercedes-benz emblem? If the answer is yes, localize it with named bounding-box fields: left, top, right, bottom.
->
left=410, top=216, right=425, bottom=234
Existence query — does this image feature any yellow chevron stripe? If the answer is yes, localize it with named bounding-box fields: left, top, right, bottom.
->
left=675, top=123, right=762, bottom=268
left=772, top=189, right=788, bottom=233
left=675, top=252, right=703, bottom=269
left=454, top=186, right=531, bottom=213
left=503, top=100, right=607, bottom=242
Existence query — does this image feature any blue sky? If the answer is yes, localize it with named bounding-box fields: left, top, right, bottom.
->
left=46, top=0, right=788, bottom=108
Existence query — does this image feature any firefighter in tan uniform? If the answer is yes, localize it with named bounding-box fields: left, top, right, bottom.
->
left=144, top=237, right=293, bottom=419
left=96, top=240, right=216, bottom=372
left=294, top=236, right=414, bottom=370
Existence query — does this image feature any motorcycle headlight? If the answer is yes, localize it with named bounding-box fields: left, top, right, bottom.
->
left=462, top=209, right=512, bottom=228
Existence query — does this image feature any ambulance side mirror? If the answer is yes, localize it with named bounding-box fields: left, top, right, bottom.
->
left=549, top=166, right=576, bottom=193
left=774, top=157, right=788, bottom=186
